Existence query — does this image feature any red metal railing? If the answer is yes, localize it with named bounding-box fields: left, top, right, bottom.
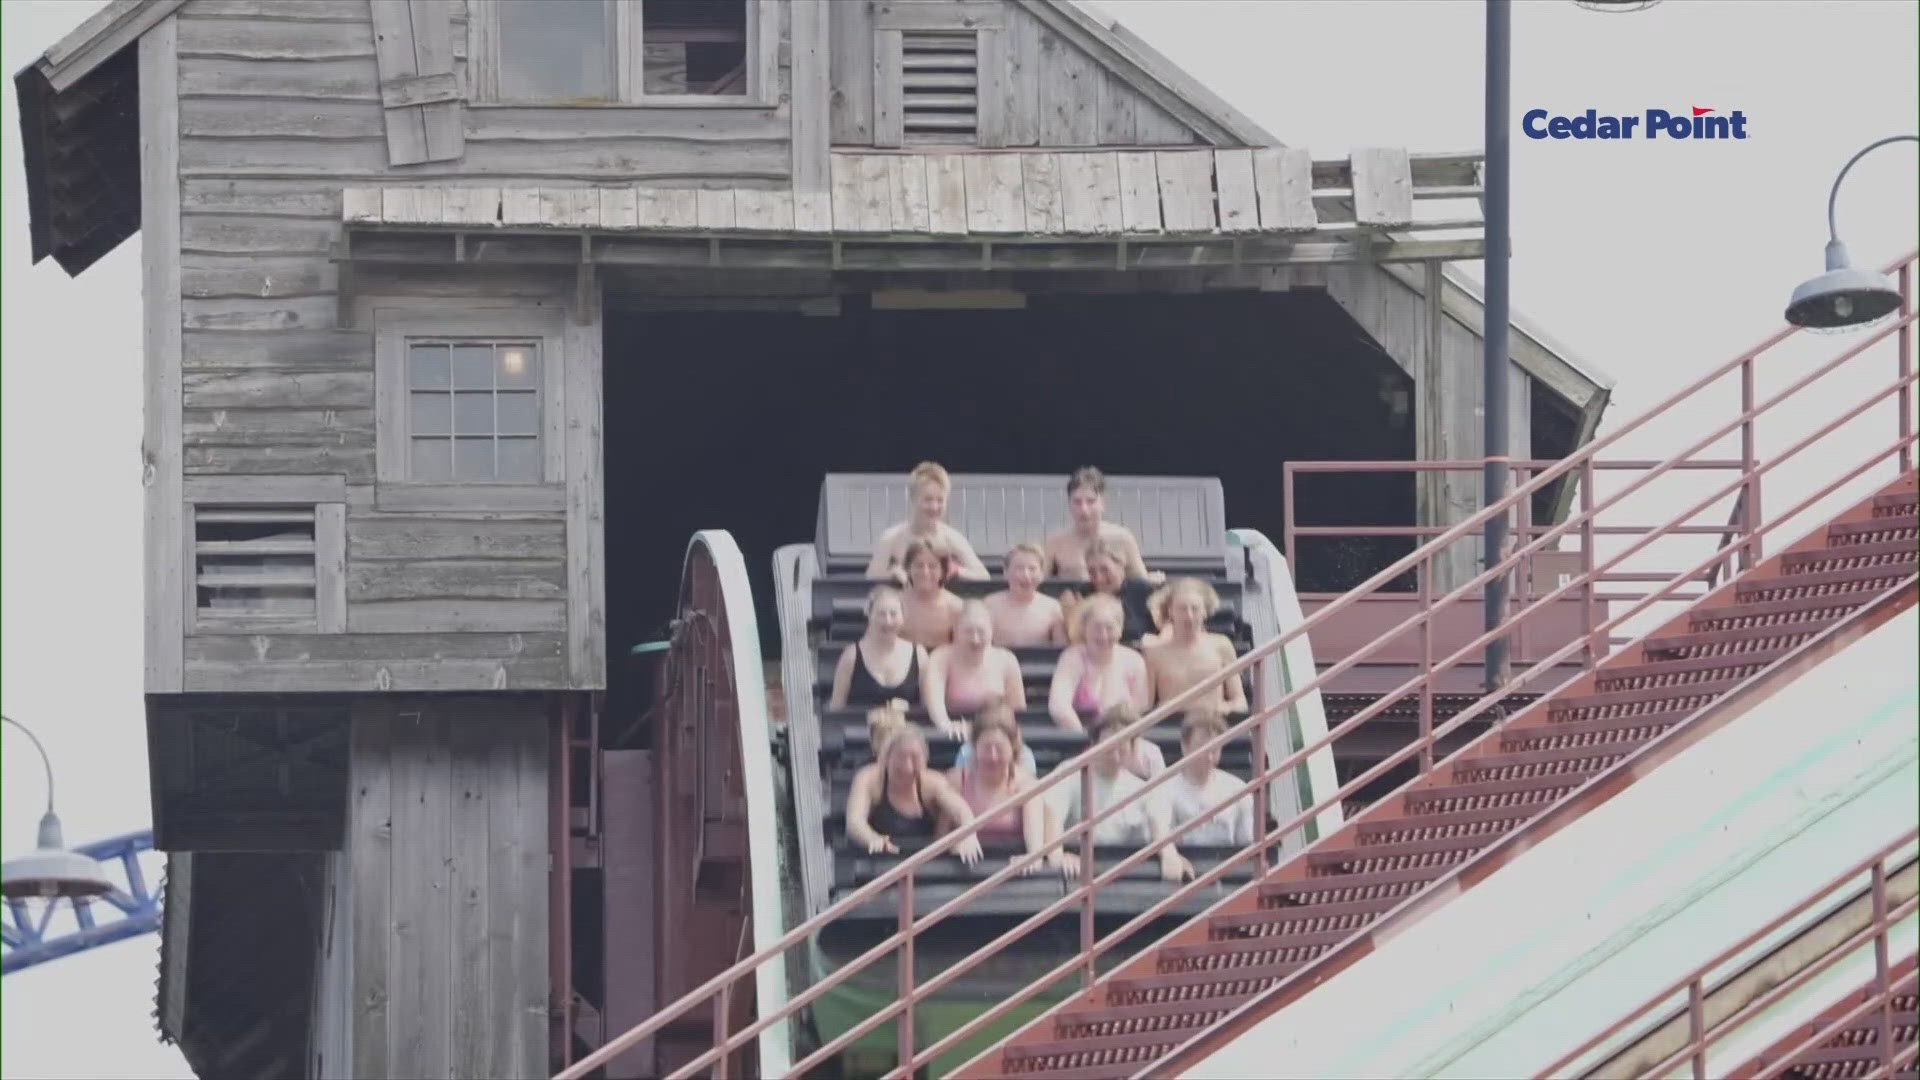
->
left=1536, top=828, right=1918, bottom=1080
left=558, top=249, right=1916, bottom=1080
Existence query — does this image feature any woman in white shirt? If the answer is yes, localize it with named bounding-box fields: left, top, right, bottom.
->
left=1046, top=705, right=1193, bottom=882
left=1163, top=708, right=1254, bottom=848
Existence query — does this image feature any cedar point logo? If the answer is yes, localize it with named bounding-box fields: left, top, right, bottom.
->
left=1522, top=106, right=1750, bottom=140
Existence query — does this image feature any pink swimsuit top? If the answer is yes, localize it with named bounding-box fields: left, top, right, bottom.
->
left=1073, top=650, right=1138, bottom=718
left=956, top=769, right=1025, bottom=837
left=946, top=656, right=999, bottom=716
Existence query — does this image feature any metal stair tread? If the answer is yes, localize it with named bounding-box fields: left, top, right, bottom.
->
left=1831, top=513, right=1918, bottom=537
left=1159, top=928, right=1347, bottom=961
left=1596, top=644, right=1793, bottom=685
left=1357, top=803, right=1537, bottom=838
left=1782, top=537, right=1920, bottom=565
left=1505, top=709, right=1692, bottom=744
left=1259, top=864, right=1446, bottom=899
left=1737, top=561, right=1916, bottom=596
left=1054, top=993, right=1258, bottom=1032
left=1104, top=957, right=1309, bottom=997
left=1642, top=620, right=1836, bottom=654
left=1550, top=676, right=1747, bottom=713
left=1456, top=736, right=1650, bottom=775
left=1207, top=894, right=1403, bottom=932
left=1309, top=831, right=1493, bottom=867
left=1689, top=591, right=1877, bottom=626
left=1404, top=768, right=1597, bottom=807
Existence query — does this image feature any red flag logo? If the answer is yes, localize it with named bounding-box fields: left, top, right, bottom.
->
left=1692, top=107, right=1715, bottom=116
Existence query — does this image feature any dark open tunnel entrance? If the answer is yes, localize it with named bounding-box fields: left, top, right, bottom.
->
left=603, top=289, right=1418, bottom=724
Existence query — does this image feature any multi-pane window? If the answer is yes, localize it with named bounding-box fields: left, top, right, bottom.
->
left=484, top=0, right=753, bottom=103
left=405, top=341, right=543, bottom=483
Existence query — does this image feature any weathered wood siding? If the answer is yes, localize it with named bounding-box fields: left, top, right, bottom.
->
left=830, top=0, right=1201, bottom=148
left=172, top=0, right=696, bottom=690
left=345, top=698, right=549, bottom=1080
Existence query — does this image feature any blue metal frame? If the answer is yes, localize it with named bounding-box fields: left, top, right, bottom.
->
left=1, top=830, right=161, bottom=974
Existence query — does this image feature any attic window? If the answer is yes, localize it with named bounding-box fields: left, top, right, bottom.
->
left=477, top=0, right=763, bottom=105
left=901, top=32, right=979, bottom=145
left=194, top=506, right=319, bottom=625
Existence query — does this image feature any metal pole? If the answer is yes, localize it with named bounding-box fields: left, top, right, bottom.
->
left=1482, top=0, right=1513, bottom=693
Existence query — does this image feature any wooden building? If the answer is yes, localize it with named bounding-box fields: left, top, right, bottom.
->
left=13, top=1, right=1610, bottom=1076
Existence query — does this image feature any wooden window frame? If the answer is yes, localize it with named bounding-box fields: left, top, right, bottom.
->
left=470, top=0, right=779, bottom=109
left=871, top=1, right=1006, bottom=148
left=373, top=304, right=567, bottom=512
left=183, top=475, right=347, bottom=636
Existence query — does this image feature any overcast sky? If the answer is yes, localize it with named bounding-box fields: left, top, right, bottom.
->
left=3, top=1, right=1914, bottom=1077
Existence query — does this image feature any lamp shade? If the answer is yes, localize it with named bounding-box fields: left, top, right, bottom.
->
left=1785, top=266, right=1903, bottom=329
left=0, top=811, right=114, bottom=900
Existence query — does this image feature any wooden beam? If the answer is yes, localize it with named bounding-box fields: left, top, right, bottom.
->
left=140, top=14, right=184, bottom=693
left=39, top=0, right=188, bottom=93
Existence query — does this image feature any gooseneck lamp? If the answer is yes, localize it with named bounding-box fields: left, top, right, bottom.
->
left=1786, top=135, right=1917, bottom=330
left=1, top=715, right=114, bottom=900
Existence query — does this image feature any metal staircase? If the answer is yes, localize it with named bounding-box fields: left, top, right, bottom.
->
left=968, top=478, right=1917, bottom=1078
left=559, top=252, right=1916, bottom=1080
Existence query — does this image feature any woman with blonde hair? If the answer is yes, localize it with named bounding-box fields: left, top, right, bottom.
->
left=846, top=724, right=983, bottom=864
left=1048, top=594, right=1151, bottom=734
left=922, top=600, right=1027, bottom=739
left=899, top=538, right=965, bottom=648
left=865, top=461, right=989, bottom=582
left=1060, top=539, right=1157, bottom=647
left=829, top=585, right=928, bottom=710
left=944, top=712, right=1059, bottom=875
left=1144, top=577, right=1247, bottom=713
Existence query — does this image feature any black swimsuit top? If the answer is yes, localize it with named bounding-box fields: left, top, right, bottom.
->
left=869, top=771, right=936, bottom=840
left=847, top=640, right=921, bottom=708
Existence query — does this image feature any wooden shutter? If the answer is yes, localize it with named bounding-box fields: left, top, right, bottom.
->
left=369, top=0, right=464, bottom=166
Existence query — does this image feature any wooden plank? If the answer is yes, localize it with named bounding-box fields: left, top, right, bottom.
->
left=342, top=186, right=382, bottom=224
left=382, top=186, right=446, bottom=226
left=827, top=0, right=874, bottom=145
left=1154, top=149, right=1217, bottom=233
left=873, top=1, right=1005, bottom=30
left=500, top=189, right=541, bottom=226
left=885, top=156, right=931, bottom=234
left=925, top=153, right=969, bottom=236
left=348, top=706, right=393, bottom=1079
left=962, top=153, right=1026, bottom=234
left=183, top=370, right=371, bottom=410
left=347, top=598, right=566, bottom=634
left=484, top=722, right=525, bottom=1077
left=444, top=186, right=501, bottom=227
left=732, top=187, right=795, bottom=232
left=184, top=639, right=571, bottom=692
left=316, top=502, right=348, bottom=633
left=448, top=717, right=491, bottom=1080
left=872, top=28, right=904, bottom=148
left=831, top=154, right=893, bottom=234
left=1253, top=146, right=1317, bottom=232
left=599, top=187, right=638, bottom=230
left=1020, top=152, right=1065, bottom=234
left=513, top=720, right=550, bottom=1078
left=564, top=316, right=606, bottom=688
left=387, top=710, right=453, bottom=1079
left=695, top=188, right=738, bottom=230
left=1096, top=68, right=1137, bottom=144
left=141, top=18, right=184, bottom=692
left=1115, top=151, right=1163, bottom=233
left=790, top=0, right=832, bottom=194
left=1002, top=6, right=1040, bottom=147
left=792, top=188, right=835, bottom=233
left=183, top=473, right=351, bottom=503
left=368, top=2, right=428, bottom=165
left=348, top=559, right=565, bottom=603
left=41, top=0, right=189, bottom=93
left=1058, top=152, right=1123, bottom=235
left=540, top=188, right=599, bottom=229
left=349, top=519, right=566, bottom=561
left=1351, top=147, right=1414, bottom=227
left=1213, top=148, right=1259, bottom=233
left=975, top=27, right=1007, bottom=148
left=1037, top=32, right=1098, bottom=146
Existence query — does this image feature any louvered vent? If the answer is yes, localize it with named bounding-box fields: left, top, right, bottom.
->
left=902, top=32, right=978, bottom=145
left=194, top=504, right=318, bottom=624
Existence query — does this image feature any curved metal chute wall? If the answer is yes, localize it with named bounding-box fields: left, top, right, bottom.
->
left=654, top=531, right=792, bottom=1074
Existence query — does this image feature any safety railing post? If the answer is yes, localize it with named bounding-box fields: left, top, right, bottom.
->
left=1080, top=766, right=1096, bottom=989
left=1873, top=858, right=1891, bottom=1076
left=1513, top=462, right=1533, bottom=668
left=898, top=870, right=915, bottom=1074
left=1418, top=560, right=1434, bottom=773
left=1740, top=357, right=1761, bottom=571
left=1901, top=263, right=1914, bottom=474
left=1688, top=978, right=1707, bottom=1080
left=1283, top=464, right=1298, bottom=570
left=713, top=983, right=732, bottom=1080
left=1250, top=655, right=1270, bottom=871
left=1579, top=457, right=1597, bottom=668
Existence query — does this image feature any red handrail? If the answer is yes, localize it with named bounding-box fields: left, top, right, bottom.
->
left=1535, top=828, right=1918, bottom=1080
left=559, top=249, right=1916, bottom=1080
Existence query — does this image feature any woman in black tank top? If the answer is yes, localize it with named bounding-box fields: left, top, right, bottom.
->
left=830, top=585, right=928, bottom=709
left=845, top=725, right=985, bottom=864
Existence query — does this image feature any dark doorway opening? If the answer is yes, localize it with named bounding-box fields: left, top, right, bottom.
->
left=603, top=290, right=1416, bottom=724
